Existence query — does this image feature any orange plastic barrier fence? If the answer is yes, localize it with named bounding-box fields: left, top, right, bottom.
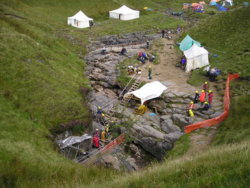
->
left=184, top=74, right=239, bottom=134
left=100, top=133, right=126, bottom=153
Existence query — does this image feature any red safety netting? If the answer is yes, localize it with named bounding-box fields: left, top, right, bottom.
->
left=184, top=74, right=239, bottom=134
left=100, top=133, right=126, bottom=153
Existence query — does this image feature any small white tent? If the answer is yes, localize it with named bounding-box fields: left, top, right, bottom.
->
left=109, top=5, right=140, bottom=20
left=67, top=11, right=93, bottom=28
left=184, top=44, right=209, bottom=72
left=127, top=81, right=167, bottom=104
left=222, top=0, right=233, bottom=6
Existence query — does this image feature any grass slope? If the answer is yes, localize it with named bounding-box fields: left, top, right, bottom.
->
left=213, top=94, right=250, bottom=145
left=186, top=5, right=250, bottom=86
left=0, top=0, right=249, bottom=187
left=0, top=95, right=119, bottom=188
left=90, top=142, right=250, bottom=188
left=0, top=0, right=187, bottom=187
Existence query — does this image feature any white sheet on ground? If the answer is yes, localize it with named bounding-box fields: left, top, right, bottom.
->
left=58, top=134, right=92, bottom=149
left=127, top=81, right=167, bottom=104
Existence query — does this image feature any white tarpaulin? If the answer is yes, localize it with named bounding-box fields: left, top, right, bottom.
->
left=67, top=11, right=93, bottom=28
left=127, top=81, right=167, bottom=104
left=58, top=134, right=92, bottom=149
left=109, top=5, right=140, bottom=20
left=184, top=44, right=209, bottom=72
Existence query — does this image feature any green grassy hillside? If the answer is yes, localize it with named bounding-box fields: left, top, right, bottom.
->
left=0, top=95, right=118, bottom=188
left=0, top=0, right=249, bottom=187
left=0, top=0, right=187, bottom=187
left=186, top=5, right=250, bottom=86
left=90, top=142, right=250, bottom=188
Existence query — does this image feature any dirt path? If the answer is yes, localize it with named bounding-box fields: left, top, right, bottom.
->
left=185, top=125, right=218, bottom=157
left=140, top=36, right=199, bottom=94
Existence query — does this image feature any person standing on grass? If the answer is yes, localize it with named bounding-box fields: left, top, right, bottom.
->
left=161, top=29, right=165, bottom=38
left=148, top=65, right=152, bottom=80
left=203, top=81, right=209, bottom=92
left=177, top=25, right=181, bottom=34
left=208, top=90, right=214, bottom=106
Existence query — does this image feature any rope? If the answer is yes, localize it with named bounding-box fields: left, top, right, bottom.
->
left=205, top=46, right=226, bottom=54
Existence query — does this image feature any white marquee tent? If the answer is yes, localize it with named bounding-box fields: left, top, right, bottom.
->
left=109, top=5, right=140, bottom=20
left=67, top=11, right=93, bottom=28
left=127, top=81, right=167, bottom=104
left=184, top=44, right=210, bottom=72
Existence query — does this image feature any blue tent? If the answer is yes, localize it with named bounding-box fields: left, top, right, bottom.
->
left=179, top=35, right=201, bottom=51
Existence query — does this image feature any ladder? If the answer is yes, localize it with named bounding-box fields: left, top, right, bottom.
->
left=120, top=77, right=141, bottom=106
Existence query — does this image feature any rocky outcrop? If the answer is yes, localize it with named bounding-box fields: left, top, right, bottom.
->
left=160, top=115, right=181, bottom=133
left=88, top=31, right=161, bottom=51
left=134, top=137, right=173, bottom=160
left=83, top=32, right=225, bottom=171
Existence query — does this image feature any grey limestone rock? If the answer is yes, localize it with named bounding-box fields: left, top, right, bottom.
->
left=172, top=114, right=189, bottom=127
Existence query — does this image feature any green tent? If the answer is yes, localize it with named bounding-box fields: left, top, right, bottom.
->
left=179, top=35, right=201, bottom=51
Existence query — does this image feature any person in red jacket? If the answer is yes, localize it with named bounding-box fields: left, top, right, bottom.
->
left=199, top=90, right=206, bottom=105
left=92, top=136, right=100, bottom=148
left=208, top=90, right=214, bottom=106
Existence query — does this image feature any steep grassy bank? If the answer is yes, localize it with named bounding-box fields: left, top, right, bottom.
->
left=213, top=94, right=250, bottom=145
left=90, top=142, right=250, bottom=188
left=0, top=95, right=120, bottom=188
left=0, top=0, right=249, bottom=187
left=0, top=0, right=188, bottom=187
left=186, top=5, right=250, bottom=86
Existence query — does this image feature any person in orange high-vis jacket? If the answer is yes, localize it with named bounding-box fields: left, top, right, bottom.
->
left=199, top=90, right=206, bottom=105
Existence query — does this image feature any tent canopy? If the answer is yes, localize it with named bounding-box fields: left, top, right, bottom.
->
left=184, top=44, right=208, bottom=58
left=109, top=5, right=140, bottom=20
left=110, top=5, right=138, bottom=14
left=68, top=10, right=93, bottom=21
left=184, top=44, right=209, bottom=72
left=127, top=81, right=167, bottom=104
left=67, top=10, right=93, bottom=28
left=179, top=35, right=201, bottom=51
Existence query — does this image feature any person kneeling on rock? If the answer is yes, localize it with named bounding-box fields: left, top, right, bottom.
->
left=120, top=47, right=127, bottom=55
left=202, top=101, right=210, bottom=111
left=188, top=109, right=194, bottom=117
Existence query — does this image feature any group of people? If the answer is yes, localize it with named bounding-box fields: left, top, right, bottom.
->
left=128, top=65, right=142, bottom=75
left=137, top=51, right=155, bottom=64
left=187, top=81, right=214, bottom=117
left=92, top=126, right=110, bottom=148
left=93, top=106, right=115, bottom=148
